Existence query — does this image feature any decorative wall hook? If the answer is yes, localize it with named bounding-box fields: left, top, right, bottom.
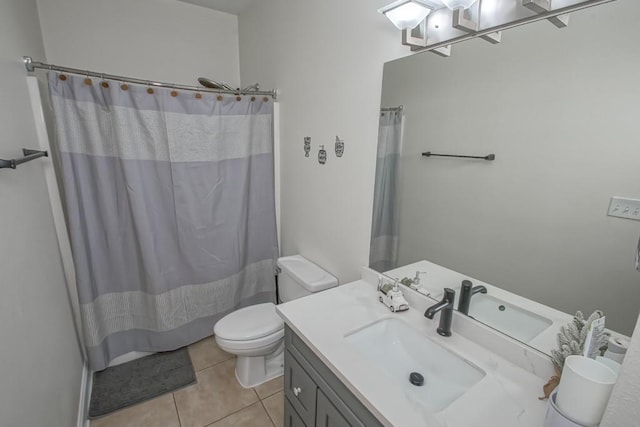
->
left=318, top=145, right=327, bottom=165
left=304, top=137, right=311, bottom=157
left=335, top=136, right=344, bottom=157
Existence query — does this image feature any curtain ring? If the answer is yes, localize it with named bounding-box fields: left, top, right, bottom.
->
left=99, top=73, right=109, bottom=88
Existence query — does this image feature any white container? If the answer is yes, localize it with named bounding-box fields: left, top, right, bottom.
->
left=556, top=356, right=617, bottom=426
left=544, top=390, right=596, bottom=427
left=596, top=356, right=621, bottom=377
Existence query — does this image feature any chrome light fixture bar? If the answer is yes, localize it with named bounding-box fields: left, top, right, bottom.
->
left=385, top=0, right=616, bottom=56
left=378, top=0, right=435, bottom=30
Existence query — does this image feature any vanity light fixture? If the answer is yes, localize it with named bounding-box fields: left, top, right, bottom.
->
left=378, top=0, right=434, bottom=30
left=384, top=0, right=616, bottom=56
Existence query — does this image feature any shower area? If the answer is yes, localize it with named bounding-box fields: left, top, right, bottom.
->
left=24, top=57, right=281, bottom=372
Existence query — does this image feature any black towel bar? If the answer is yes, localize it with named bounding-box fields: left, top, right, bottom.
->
left=0, top=149, right=48, bottom=170
left=422, top=152, right=495, bottom=161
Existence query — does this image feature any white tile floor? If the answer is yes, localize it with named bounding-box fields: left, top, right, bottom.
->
left=90, top=337, right=284, bottom=427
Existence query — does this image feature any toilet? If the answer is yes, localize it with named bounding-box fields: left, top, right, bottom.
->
left=214, top=254, right=338, bottom=388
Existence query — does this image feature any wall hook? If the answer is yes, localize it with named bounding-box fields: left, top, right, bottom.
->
left=335, top=136, right=344, bottom=157
left=318, top=145, right=327, bottom=165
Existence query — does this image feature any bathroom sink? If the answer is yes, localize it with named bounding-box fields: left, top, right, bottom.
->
left=344, top=318, right=485, bottom=412
left=467, top=294, right=553, bottom=342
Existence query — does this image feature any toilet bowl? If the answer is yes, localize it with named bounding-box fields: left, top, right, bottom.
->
left=214, top=302, right=285, bottom=388
left=214, top=255, right=338, bottom=388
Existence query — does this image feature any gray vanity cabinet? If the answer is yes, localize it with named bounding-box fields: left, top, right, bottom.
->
left=285, top=350, right=318, bottom=425
left=284, top=326, right=383, bottom=427
left=316, top=389, right=350, bottom=427
left=285, top=397, right=307, bottom=427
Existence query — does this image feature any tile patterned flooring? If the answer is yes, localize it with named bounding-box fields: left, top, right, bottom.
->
left=90, top=337, right=284, bottom=427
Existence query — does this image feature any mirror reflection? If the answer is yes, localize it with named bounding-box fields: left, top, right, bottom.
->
left=370, top=0, right=640, bottom=347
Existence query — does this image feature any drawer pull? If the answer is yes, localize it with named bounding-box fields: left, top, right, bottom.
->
left=293, top=386, right=302, bottom=396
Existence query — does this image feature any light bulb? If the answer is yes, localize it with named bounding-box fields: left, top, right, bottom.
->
left=379, top=0, right=433, bottom=30
left=441, top=0, right=478, bottom=9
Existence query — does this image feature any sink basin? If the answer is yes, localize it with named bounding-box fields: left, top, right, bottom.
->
left=468, top=294, right=553, bottom=342
left=344, top=318, right=485, bottom=412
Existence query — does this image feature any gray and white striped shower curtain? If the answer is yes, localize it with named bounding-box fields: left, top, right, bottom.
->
left=370, top=109, right=403, bottom=272
left=48, top=73, right=278, bottom=370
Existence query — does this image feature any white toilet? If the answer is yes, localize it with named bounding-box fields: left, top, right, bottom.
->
left=214, top=255, right=338, bottom=388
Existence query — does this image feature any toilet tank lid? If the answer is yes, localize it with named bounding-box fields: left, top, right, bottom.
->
left=277, top=255, right=338, bottom=292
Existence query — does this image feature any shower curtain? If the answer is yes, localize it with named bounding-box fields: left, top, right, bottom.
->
left=48, top=73, right=278, bottom=371
left=370, top=109, right=403, bottom=272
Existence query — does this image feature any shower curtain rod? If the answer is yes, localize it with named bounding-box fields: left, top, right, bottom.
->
left=22, top=56, right=278, bottom=100
left=381, top=105, right=404, bottom=112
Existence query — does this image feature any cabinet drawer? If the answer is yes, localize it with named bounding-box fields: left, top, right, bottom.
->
left=316, top=389, right=351, bottom=427
left=285, top=396, right=307, bottom=427
left=285, top=350, right=317, bottom=427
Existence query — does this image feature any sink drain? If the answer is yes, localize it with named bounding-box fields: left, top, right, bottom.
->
left=499, top=305, right=506, bottom=311
left=409, top=372, right=424, bottom=386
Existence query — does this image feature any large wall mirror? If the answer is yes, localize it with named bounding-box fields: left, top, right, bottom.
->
left=371, top=0, right=640, bottom=345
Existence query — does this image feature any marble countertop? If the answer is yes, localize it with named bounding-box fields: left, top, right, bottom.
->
left=276, top=268, right=553, bottom=427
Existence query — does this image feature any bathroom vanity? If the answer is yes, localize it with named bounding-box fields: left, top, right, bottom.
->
left=284, top=326, right=382, bottom=427
left=277, top=268, right=555, bottom=427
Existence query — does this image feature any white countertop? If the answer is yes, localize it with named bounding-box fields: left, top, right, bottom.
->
left=276, top=271, right=553, bottom=427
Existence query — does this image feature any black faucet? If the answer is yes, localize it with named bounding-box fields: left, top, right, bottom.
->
left=424, top=288, right=456, bottom=337
left=457, top=280, right=487, bottom=315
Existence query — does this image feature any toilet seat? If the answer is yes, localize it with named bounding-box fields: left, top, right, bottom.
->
left=214, top=302, right=284, bottom=342
left=215, top=328, right=284, bottom=352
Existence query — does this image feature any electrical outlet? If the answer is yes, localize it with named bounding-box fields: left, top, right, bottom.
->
left=607, top=197, right=640, bottom=221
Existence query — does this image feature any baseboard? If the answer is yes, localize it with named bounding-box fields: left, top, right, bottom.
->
left=76, top=362, right=92, bottom=427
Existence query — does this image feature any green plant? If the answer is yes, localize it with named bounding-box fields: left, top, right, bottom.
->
left=550, top=310, right=608, bottom=375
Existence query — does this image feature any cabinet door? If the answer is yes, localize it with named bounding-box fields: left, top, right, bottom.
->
left=284, top=350, right=317, bottom=427
left=285, top=396, right=307, bottom=427
left=316, top=389, right=351, bottom=427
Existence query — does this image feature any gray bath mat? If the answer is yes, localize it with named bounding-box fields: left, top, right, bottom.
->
left=89, top=348, right=196, bottom=418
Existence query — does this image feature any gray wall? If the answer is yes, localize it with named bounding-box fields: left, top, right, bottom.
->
left=0, top=1, right=84, bottom=426
left=238, top=0, right=408, bottom=284
left=36, top=0, right=242, bottom=88
left=381, top=0, right=640, bottom=335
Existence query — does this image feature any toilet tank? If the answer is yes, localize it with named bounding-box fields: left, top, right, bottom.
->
left=277, top=255, right=338, bottom=303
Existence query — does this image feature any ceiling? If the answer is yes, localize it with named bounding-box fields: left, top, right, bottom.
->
left=179, top=1, right=452, bottom=16
left=177, top=0, right=258, bottom=15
